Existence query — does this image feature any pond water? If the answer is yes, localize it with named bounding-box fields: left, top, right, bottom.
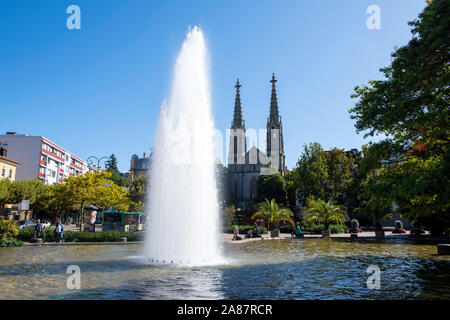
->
left=0, top=239, right=449, bottom=299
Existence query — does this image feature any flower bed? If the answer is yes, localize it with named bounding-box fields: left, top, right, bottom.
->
left=392, top=228, right=407, bottom=234
left=410, top=227, right=426, bottom=235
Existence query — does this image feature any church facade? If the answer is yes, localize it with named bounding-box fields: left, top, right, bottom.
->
left=228, top=74, right=286, bottom=208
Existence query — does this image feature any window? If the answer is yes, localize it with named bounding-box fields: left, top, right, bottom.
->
left=8, top=169, right=12, bottom=179
left=1, top=166, right=5, bottom=177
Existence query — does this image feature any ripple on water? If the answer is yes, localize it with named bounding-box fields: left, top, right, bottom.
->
left=0, top=241, right=449, bottom=299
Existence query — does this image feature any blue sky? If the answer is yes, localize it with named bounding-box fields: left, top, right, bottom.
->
left=0, top=0, right=427, bottom=172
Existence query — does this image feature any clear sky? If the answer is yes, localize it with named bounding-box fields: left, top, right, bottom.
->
left=0, top=0, right=427, bottom=172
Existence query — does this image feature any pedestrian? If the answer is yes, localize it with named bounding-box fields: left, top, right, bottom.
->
left=60, top=222, right=64, bottom=243
left=34, top=219, right=43, bottom=239
left=54, top=221, right=62, bottom=243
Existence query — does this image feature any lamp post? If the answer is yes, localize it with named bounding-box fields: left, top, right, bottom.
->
left=87, top=156, right=109, bottom=173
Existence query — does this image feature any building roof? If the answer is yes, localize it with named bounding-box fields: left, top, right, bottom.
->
left=0, top=155, right=20, bottom=166
left=245, top=146, right=267, bottom=166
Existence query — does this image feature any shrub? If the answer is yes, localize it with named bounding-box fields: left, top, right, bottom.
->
left=394, top=220, right=403, bottom=229
left=279, top=225, right=295, bottom=233
left=351, top=219, right=359, bottom=228
left=0, top=236, right=23, bottom=247
left=17, top=228, right=144, bottom=243
left=0, top=220, right=19, bottom=239
left=329, top=224, right=349, bottom=234
left=59, top=231, right=143, bottom=242
left=17, top=227, right=34, bottom=241
left=301, top=222, right=348, bottom=234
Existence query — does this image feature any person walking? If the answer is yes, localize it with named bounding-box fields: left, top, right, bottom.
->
left=60, top=222, right=64, bottom=243
left=34, top=219, right=43, bottom=239
left=54, top=221, right=62, bottom=243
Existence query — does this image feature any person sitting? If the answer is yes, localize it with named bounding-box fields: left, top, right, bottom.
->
left=293, top=223, right=303, bottom=238
left=232, top=226, right=239, bottom=241
left=252, top=226, right=261, bottom=238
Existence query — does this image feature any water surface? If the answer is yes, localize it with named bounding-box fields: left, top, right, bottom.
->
left=0, top=239, right=449, bottom=299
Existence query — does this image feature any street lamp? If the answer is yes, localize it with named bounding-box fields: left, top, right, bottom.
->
left=87, top=156, right=109, bottom=172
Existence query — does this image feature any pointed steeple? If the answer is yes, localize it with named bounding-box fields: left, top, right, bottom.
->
left=269, top=73, right=280, bottom=125
left=232, top=78, right=245, bottom=129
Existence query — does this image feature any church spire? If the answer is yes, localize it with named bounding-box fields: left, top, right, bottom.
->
left=232, top=78, right=245, bottom=129
left=269, top=73, right=280, bottom=125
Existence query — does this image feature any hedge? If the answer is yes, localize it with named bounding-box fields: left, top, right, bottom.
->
left=17, top=227, right=144, bottom=243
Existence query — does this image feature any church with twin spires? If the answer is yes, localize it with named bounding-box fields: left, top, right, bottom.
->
left=228, top=74, right=286, bottom=207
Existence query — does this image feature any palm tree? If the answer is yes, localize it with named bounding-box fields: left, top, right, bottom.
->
left=252, top=198, right=294, bottom=230
left=305, top=198, right=347, bottom=230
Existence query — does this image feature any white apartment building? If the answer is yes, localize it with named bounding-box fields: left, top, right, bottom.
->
left=0, top=133, right=98, bottom=185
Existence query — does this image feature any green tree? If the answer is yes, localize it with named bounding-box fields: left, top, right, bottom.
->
left=284, top=169, right=298, bottom=211
left=349, top=0, right=450, bottom=233
left=304, top=197, right=347, bottom=230
left=252, top=198, right=294, bottom=230
left=38, top=183, right=76, bottom=215
left=9, top=179, right=46, bottom=211
left=105, top=154, right=119, bottom=172
left=222, top=204, right=236, bottom=228
left=216, top=163, right=232, bottom=207
left=324, top=148, right=354, bottom=202
left=128, top=175, right=148, bottom=212
left=64, top=171, right=129, bottom=228
left=295, top=142, right=328, bottom=204
left=105, top=154, right=127, bottom=187
left=0, top=179, right=12, bottom=215
left=256, top=172, right=287, bottom=205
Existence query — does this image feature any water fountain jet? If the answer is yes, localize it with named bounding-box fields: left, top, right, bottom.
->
left=143, top=26, right=223, bottom=267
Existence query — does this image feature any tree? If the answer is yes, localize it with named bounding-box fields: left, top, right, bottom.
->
left=64, top=171, right=129, bottom=228
left=0, top=179, right=12, bottom=215
left=105, top=154, right=127, bottom=187
left=252, top=198, right=294, bottom=230
left=38, top=183, right=76, bottom=215
left=216, top=163, right=232, bottom=207
left=105, top=154, right=119, bottom=172
left=222, top=204, right=236, bottom=228
left=284, top=169, right=298, bottom=211
left=295, top=142, right=328, bottom=204
left=9, top=179, right=46, bottom=211
left=128, top=175, right=148, bottom=212
left=349, top=0, right=450, bottom=233
left=256, top=172, right=287, bottom=205
left=304, top=197, right=347, bottom=230
left=324, top=148, right=354, bottom=202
